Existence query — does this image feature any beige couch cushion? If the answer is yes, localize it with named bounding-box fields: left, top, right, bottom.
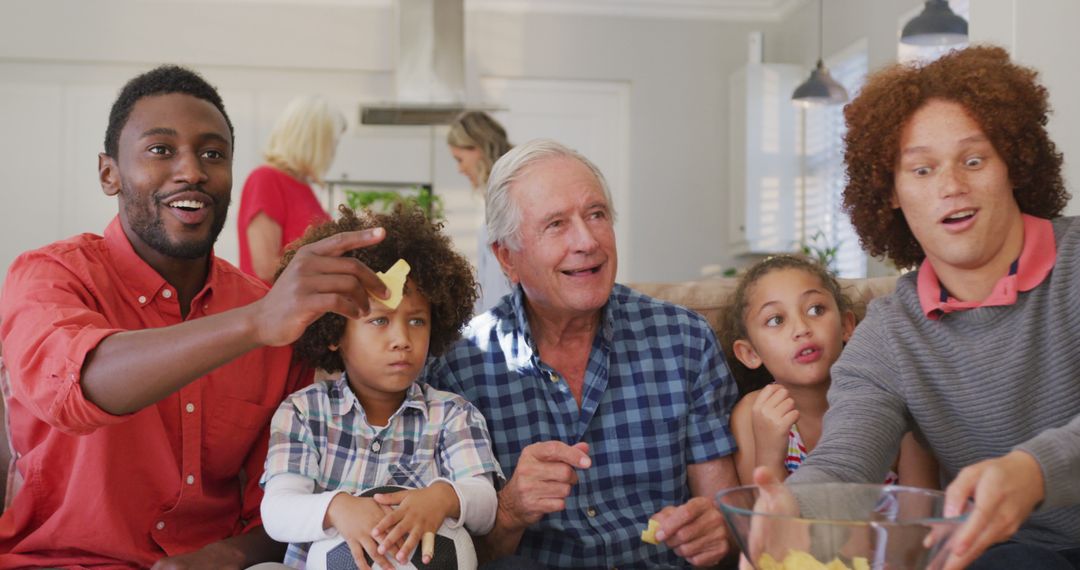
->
left=628, top=276, right=899, bottom=336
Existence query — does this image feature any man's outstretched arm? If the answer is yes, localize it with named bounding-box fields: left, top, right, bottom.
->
left=79, top=229, right=386, bottom=414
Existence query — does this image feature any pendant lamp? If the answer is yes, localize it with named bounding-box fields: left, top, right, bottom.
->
left=901, top=0, right=968, bottom=46
left=792, top=0, right=848, bottom=107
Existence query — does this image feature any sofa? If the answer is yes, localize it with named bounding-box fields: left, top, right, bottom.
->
left=0, top=275, right=900, bottom=512
left=629, top=275, right=901, bottom=339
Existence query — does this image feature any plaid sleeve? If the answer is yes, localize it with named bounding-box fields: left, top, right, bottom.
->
left=438, top=399, right=504, bottom=483
left=422, top=355, right=459, bottom=394
left=685, top=316, right=739, bottom=463
left=260, top=395, right=323, bottom=486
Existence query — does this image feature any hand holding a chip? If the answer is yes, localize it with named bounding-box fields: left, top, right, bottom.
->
left=250, top=228, right=389, bottom=347
left=648, top=495, right=731, bottom=567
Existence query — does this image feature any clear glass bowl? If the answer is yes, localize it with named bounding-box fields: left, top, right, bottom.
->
left=716, top=483, right=970, bottom=570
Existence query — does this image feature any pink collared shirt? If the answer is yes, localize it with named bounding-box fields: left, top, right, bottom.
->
left=917, top=214, right=1056, bottom=320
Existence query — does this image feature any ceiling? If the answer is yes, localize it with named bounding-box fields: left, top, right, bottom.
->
left=211, top=0, right=808, bottom=21
left=467, top=0, right=807, bottom=21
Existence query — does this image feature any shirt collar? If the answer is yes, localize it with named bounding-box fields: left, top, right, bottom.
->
left=330, top=373, right=428, bottom=423
left=103, top=216, right=220, bottom=304
left=506, top=284, right=617, bottom=363
left=917, top=214, right=1056, bottom=320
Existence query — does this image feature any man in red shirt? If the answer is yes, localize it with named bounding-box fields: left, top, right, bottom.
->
left=0, top=65, right=388, bottom=569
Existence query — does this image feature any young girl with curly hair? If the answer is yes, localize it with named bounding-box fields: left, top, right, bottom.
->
left=721, top=255, right=938, bottom=487
left=259, top=205, right=502, bottom=569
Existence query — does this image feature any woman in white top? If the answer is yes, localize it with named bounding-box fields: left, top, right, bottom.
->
left=447, top=112, right=513, bottom=314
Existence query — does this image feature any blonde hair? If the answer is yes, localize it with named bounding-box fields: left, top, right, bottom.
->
left=263, top=95, right=345, bottom=185
left=447, top=111, right=512, bottom=188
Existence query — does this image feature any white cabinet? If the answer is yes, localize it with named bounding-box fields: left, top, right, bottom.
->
left=728, top=63, right=803, bottom=255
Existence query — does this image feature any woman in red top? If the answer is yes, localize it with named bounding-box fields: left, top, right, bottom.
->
left=239, top=96, right=344, bottom=282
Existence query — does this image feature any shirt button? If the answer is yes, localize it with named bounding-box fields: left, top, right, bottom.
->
left=371, top=440, right=382, bottom=453
left=162, top=289, right=173, bottom=299
left=186, top=474, right=195, bottom=485
left=548, top=371, right=559, bottom=382
left=156, top=520, right=165, bottom=530
left=138, top=295, right=147, bottom=304
left=185, top=403, right=195, bottom=413
left=586, top=507, right=597, bottom=518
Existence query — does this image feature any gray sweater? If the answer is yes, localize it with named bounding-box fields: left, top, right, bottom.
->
left=791, top=215, right=1080, bottom=550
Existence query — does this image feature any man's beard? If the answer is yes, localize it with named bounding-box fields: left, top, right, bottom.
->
left=121, top=184, right=229, bottom=260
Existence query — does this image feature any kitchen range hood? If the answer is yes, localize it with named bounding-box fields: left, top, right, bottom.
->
left=361, top=0, right=486, bottom=125
left=361, top=103, right=468, bottom=126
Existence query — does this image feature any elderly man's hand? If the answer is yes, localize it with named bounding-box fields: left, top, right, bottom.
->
left=497, top=441, right=591, bottom=531
left=650, top=496, right=730, bottom=567
left=941, top=450, right=1045, bottom=570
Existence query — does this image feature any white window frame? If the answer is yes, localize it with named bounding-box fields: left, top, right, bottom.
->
left=800, top=38, right=868, bottom=278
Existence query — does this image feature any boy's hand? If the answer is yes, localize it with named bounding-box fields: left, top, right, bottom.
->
left=371, top=482, right=460, bottom=565
left=325, top=493, right=397, bottom=570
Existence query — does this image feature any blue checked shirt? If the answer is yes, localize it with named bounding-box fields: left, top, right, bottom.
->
left=424, top=284, right=739, bottom=568
left=261, top=376, right=503, bottom=568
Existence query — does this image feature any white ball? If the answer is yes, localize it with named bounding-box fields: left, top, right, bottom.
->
left=305, top=485, right=477, bottom=570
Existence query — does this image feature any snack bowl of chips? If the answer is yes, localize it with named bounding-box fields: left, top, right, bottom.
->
left=716, top=483, right=970, bottom=570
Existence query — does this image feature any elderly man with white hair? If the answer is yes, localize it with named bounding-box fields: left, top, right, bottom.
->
left=425, top=139, right=740, bottom=568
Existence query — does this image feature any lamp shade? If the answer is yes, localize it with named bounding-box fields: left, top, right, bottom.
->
left=901, top=0, right=968, bottom=46
left=792, top=60, right=849, bottom=107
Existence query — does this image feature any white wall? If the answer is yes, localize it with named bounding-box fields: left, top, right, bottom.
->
left=970, top=0, right=1080, bottom=216
left=769, top=0, right=923, bottom=76
left=467, top=11, right=781, bottom=281
left=0, top=0, right=398, bottom=285
left=0, top=0, right=779, bottom=288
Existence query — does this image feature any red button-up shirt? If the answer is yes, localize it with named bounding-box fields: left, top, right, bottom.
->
left=0, top=218, right=312, bottom=569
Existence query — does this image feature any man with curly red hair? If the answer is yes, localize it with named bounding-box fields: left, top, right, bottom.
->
left=778, top=46, right=1080, bottom=570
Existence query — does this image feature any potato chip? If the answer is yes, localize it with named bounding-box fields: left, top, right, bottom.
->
left=757, top=553, right=784, bottom=570
left=640, top=519, right=660, bottom=544
left=784, top=550, right=829, bottom=570
left=373, top=259, right=410, bottom=309
left=756, top=550, right=867, bottom=570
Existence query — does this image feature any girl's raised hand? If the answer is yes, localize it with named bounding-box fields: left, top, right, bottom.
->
left=750, top=384, right=800, bottom=462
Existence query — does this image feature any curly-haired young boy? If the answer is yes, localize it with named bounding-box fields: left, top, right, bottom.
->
left=258, top=205, right=502, bottom=569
